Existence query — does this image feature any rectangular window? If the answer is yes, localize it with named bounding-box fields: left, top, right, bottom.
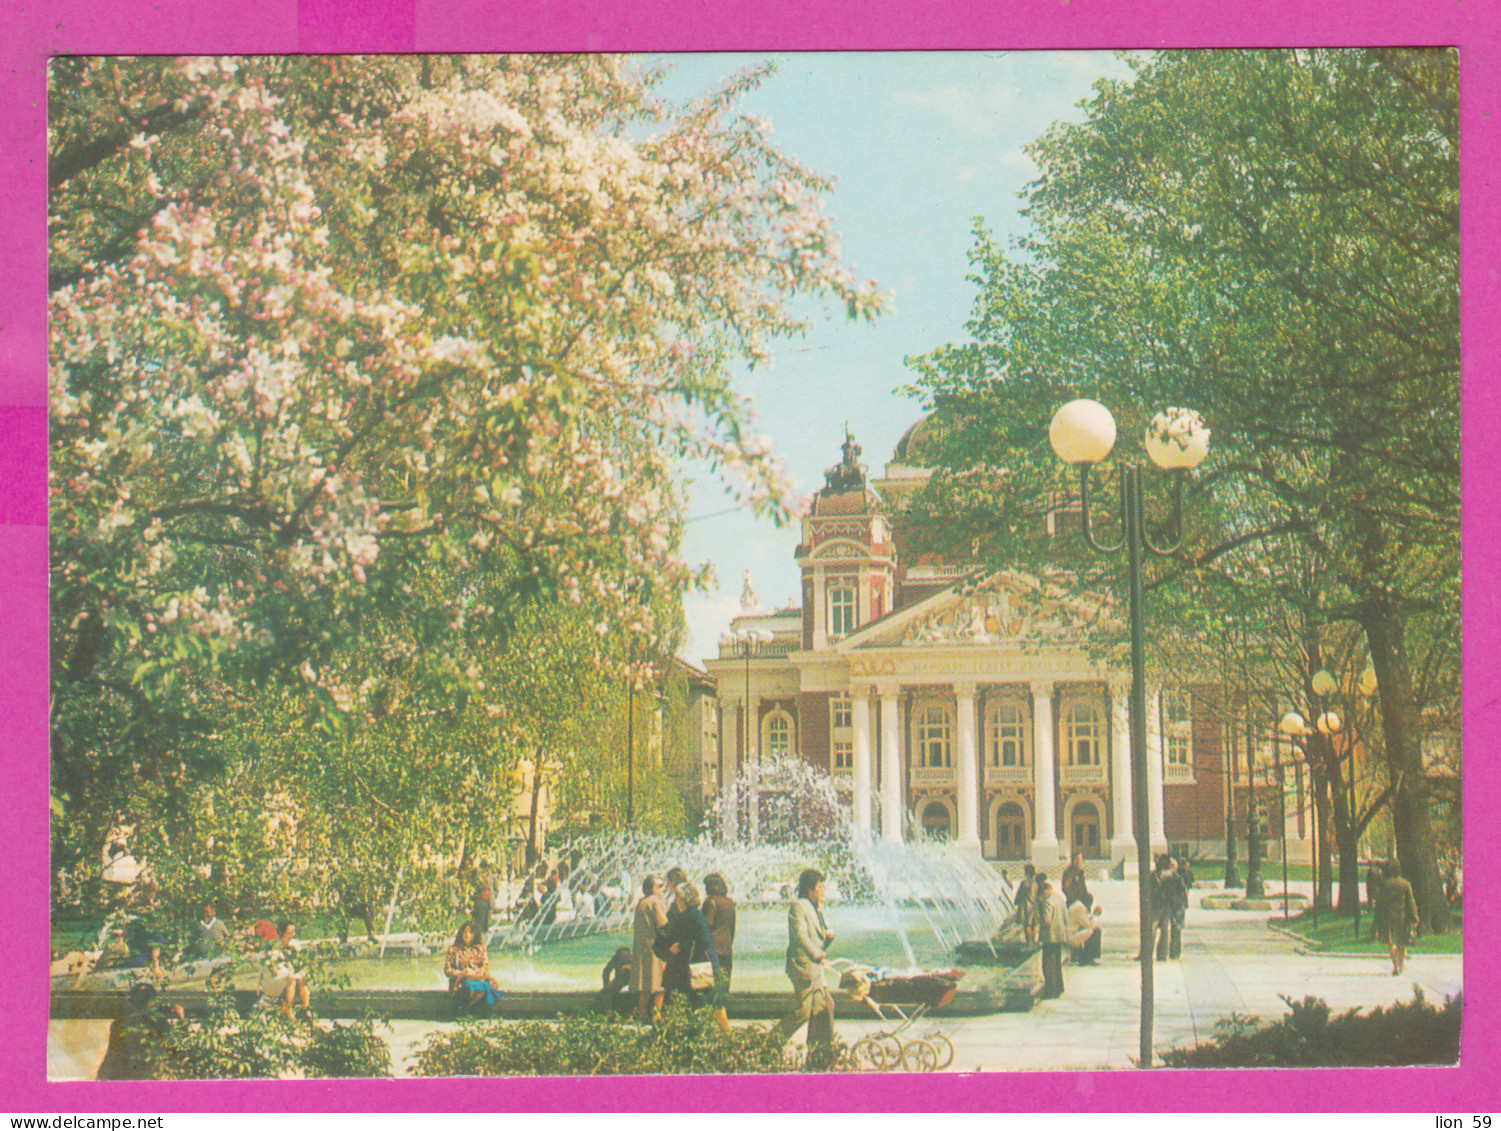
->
left=828, top=585, right=856, bottom=637
left=833, top=741, right=853, bottom=770
left=1163, top=690, right=1193, bottom=766
left=832, top=696, right=852, bottom=732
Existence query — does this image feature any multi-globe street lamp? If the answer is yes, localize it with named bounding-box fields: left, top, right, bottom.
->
left=1279, top=662, right=1376, bottom=932
left=1048, top=398, right=1209, bottom=1071
left=719, top=627, right=774, bottom=843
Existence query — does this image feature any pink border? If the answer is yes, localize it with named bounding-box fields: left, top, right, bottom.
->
left=5, top=0, right=1495, bottom=1111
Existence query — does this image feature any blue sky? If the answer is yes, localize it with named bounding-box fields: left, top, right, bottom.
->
left=652, top=52, right=1136, bottom=664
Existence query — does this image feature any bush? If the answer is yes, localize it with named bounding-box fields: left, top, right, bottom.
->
left=411, top=1006, right=856, bottom=1076
left=1157, top=991, right=1461, bottom=1068
left=144, top=993, right=393, bottom=1079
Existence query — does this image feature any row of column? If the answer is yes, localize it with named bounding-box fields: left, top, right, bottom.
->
left=849, top=681, right=1169, bottom=855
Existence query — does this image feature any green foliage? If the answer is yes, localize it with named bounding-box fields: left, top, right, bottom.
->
left=144, top=994, right=393, bottom=1079
left=906, top=48, right=1458, bottom=930
left=410, top=1006, right=855, bottom=1077
left=1157, top=991, right=1460, bottom=1068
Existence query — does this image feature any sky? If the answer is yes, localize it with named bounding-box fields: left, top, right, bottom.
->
left=650, top=51, right=1137, bottom=665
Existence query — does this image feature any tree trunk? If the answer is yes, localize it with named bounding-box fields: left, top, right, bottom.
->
left=1358, top=602, right=1450, bottom=932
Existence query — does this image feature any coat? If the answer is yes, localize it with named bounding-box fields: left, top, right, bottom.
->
left=1375, top=875, right=1420, bottom=947
left=1064, top=899, right=1099, bottom=948
left=785, top=897, right=830, bottom=987
left=630, top=892, right=669, bottom=993
left=1038, top=891, right=1068, bottom=946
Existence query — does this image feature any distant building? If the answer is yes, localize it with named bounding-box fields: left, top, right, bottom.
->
left=705, top=422, right=1305, bottom=869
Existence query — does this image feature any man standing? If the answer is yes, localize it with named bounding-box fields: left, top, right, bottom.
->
left=1151, top=854, right=1188, bottom=961
left=1037, top=878, right=1068, bottom=998
left=778, top=868, right=836, bottom=1047
left=1013, top=864, right=1038, bottom=945
left=1061, top=851, right=1089, bottom=906
left=471, top=866, right=493, bottom=936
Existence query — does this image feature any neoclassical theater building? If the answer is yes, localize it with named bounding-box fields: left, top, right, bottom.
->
left=705, top=423, right=1301, bottom=869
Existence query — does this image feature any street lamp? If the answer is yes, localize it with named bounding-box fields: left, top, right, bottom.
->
left=1311, top=665, right=1377, bottom=935
left=1049, top=398, right=1209, bottom=1071
left=719, top=627, right=774, bottom=843
left=1279, top=709, right=1310, bottom=924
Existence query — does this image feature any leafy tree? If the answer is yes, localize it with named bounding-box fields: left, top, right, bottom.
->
left=907, top=49, right=1457, bottom=928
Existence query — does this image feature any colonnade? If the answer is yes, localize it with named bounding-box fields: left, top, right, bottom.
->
left=846, top=680, right=1167, bottom=859
left=721, top=679, right=1171, bottom=860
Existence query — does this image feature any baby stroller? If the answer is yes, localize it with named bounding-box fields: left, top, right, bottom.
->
left=829, top=959, right=962, bottom=1072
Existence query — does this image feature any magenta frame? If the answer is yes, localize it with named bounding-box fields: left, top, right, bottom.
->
left=4, top=0, right=1495, bottom=1111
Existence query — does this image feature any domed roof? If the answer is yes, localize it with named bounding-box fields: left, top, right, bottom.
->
left=892, top=412, right=949, bottom=466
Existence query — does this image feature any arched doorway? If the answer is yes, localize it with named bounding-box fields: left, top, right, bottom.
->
left=994, top=801, right=1028, bottom=859
left=1071, top=799, right=1103, bottom=859
left=920, top=800, right=953, bottom=839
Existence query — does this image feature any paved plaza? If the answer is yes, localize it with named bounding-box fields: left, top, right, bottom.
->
left=46, top=879, right=1463, bottom=1079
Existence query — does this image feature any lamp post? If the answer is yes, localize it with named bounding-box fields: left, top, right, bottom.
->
left=720, top=627, right=773, bottom=844
left=1310, top=665, right=1377, bottom=935
left=1279, top=709, right=1310, bottom=922
left=1049, top=399, right=1209, bottom=1071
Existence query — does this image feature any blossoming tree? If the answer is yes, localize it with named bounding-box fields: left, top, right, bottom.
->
left=49, top=54, right=886, bottom=902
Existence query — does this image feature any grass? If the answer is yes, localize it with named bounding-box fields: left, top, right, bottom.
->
left=1273, top=906, right=1463, bottom=955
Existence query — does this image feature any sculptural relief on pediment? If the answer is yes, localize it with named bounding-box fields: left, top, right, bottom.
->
left=900, top=585, right=1084, bottom=647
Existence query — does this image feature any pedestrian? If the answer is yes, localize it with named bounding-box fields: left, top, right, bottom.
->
left=1374, top=860, right=1420, bottom=976
left=338, top=875, right=379, bottom=946
left=1177, top=854, right=1196, bottom=892
left=1037, top=878, right=1068, bottom=998
left=1365, top=861, right=1383, bottom=915
left=663, top=881, right=727, bottom=1030
left=1013, top=865, right=1037, bottom=944
left=1065, top=891, right=1103, bottom=965
left=471, top=865, right=493, bottom=936
left=96, top=983, right=184, bottom=1080
left=1150, top=854, right=1187, bottom=961
left=703, top=872, right=736, bottom=984
left=189, top=900, right=230, bottom=960
left=631, top=874, right=670, bottom=1022
left=1061, top=851, right=1089, bottom=906
left=258, top=920, right=311, bottom=1019
left=444, top=920, right=503, bottom=1010
left=597, top=947, right=633, bottom=1013
left=777, top=868, right=836, bottom=1050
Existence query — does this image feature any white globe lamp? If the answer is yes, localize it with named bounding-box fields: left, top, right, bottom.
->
left=1049, top=399, right=1117, bottom=465
left=1144, top=407, right=1211, bottom=470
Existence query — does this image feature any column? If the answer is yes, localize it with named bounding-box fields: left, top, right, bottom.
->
left=852, top=688, right=873, bottom=835
left=954, top=683, right=980, bottom=850
left=1109, top=681, right=1135, bottom=855
left=880, top=689, right=903, bottom=843
left=1030, top=681, right=1059, bottom=858
left=1147, top=684, right=1167, bottom=850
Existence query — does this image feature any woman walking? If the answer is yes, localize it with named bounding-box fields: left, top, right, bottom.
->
left=703, top=872, right=736, bottom=1029
left=631, top=874, right=670, bottom=1022
left=662, top=881, right=728, bottom=1031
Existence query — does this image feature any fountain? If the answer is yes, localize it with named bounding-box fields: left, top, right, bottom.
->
left=324, top=756, right=1020, bottom=998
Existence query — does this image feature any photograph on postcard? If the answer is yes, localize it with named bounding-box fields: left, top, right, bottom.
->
left=46, top=49, right=1459, bottom=1080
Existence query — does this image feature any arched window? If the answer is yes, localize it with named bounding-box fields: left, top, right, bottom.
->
left=763, top=711, right=794, bottom=758
left=828, top=585, right=856, bottom=636
left=920, top=800, right=953, bottom=838
left=917, top=706, right=952, bottom=768
left=1065, top=702, right=1102, bottom=766
left=987, top=700, right=1028, bottom=767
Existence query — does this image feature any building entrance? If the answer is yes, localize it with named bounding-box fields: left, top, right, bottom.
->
left=1071, top=801, right=1102, bottom=858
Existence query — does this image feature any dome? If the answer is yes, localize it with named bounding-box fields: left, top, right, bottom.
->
left=892, top=412, right=949, bottom=467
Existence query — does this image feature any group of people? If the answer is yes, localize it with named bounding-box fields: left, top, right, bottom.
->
left=628, top=867, right=735, bottom=1032
left=1011, top=853, right=1106, bottom=999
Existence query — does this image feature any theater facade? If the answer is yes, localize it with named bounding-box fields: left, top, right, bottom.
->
left=704, top=424, right=1298, bottom=870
